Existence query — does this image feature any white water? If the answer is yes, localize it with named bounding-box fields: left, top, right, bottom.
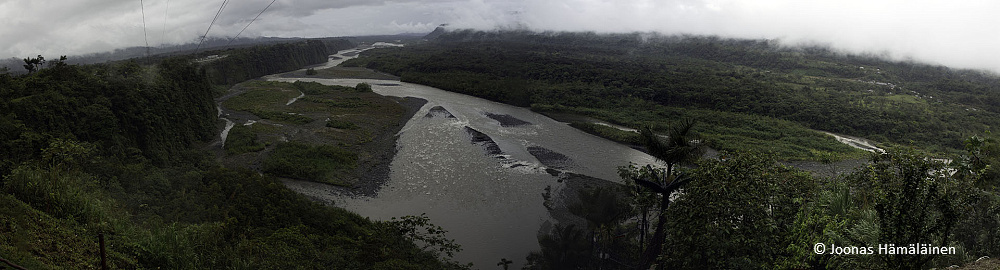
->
left=217, top=106, right=235, bottom=147
left=263, top=46, right=907, bottom=267
left=270, top=49, right=658, bottom=267
left=274, top=77, right=659, bottom=268
left=286, top=91, right=305, bottom=106
left=822, top=131, right=885, bottom=153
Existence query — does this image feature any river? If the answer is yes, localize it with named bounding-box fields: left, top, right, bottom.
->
left=269, top=49, right=660, bottom=268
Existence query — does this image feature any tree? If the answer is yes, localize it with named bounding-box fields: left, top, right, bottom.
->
left=22, top=55, right=45, bottom=73
left=47, top=55, right=68, bottom=68
left=497, top=258, right=512, bottom=270
left=661, top=152, right=813, bottom=269
left=630, top=120, right=704, bottom=269
left=951, top=135, right=1000, bottom=260
left=523, top=224, right=590, bottom=270
left=356, top=82, right=372, bottom=92
left=850, top=150, right=960, bottom=269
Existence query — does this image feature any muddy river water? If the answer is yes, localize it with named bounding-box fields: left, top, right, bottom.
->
left=269, top=49, right=660, bottom=268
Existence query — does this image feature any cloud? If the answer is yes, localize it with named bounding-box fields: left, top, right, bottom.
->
left=497, top=0, right=1000, bottom=71
left=2, top=0, right=1000, bottom=72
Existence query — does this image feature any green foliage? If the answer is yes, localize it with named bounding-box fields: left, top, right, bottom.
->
left=0, top=193, right=125, bottom=269
left=568, top=187, right=633, bottom=230
left=523, top=224, right=591, bottom=270
left=249, top=109, right=313, bottom=124
left=262, top=142, right=357, bottom=185
left=661, top=152, right=814, bottom=269
left=537, top=103, right=864, bottom=161
left=349, top=30, right=1000, bottom=158
left=356, top=82, right=373, bottom=92
left=292, top=80, right=354, bottom=95
left=326, top=119, right=359, bottom=129
left=199, top=40, right=330, bottom=86
left=0, top=57, right=216, bottom=165
left=781, top=180, right=881, bottom=269
left=839, top=150, right=961, bottom=269
left=22, top=55, right=44, bottom=73
left=389, top=214, right=463, bottom=260
left=224, top=125, right=265, bottom=155
left=947, top=135, right=1000, bottom=263
left=305, top=68, right=318, bottom=75
left=568, top=122, right=641, bottom=145
left=302, top=96, right=368, bottom=108
left=221, top=87, right=299, bottom=112
left=0, top=55, right=466, bottom=269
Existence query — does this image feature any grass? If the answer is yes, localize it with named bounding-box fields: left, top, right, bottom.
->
left=250, top=110, right=313, bottom=125
left=220, top=80, right=410, bottom=185
left=0, top=194, right=100, bottom=269
left=222, top=82, right=301, bottom=112
left=885, top=94, right=924, bottom=104
left=292, top=81, right=355, bottom=95
left=301, top=97, right=368, bottom=108
left=569, top=122, right=641, bottom=145
left=315, top=67, right=400, bottom=80
left=326, top=119, right=359, bottom=130
left=1, top=167, right=137, bottom=269
left=535, top=103, right=866, bottom=161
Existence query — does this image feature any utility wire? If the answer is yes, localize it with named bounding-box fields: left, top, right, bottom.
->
left=227, top=0, right=277, bottom=46
left=196, top=0, right=230, bottom=53
left=161, top=0, right=170, bottom=45
left=140, top=0, right=150, bottom=56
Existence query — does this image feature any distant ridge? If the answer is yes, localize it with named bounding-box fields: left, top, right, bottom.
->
left=423, top=24, right=449, bottom=40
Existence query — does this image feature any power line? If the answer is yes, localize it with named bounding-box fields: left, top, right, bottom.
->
left=227, top=0, right=277, bottom=47
left=161, top=0, right=170, bottom=45
left=196, top=0, right=230, bottom=53
left=140, top=0, right=150, bottom=56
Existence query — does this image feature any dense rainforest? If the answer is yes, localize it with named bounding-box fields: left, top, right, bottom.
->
left=0, top=41, right=464, bottom=269
left=345, top=30, right=1000, bottom=160
left=340, top=30, right=1000, bottom=269
left=199, top=39, right=352, bottom=86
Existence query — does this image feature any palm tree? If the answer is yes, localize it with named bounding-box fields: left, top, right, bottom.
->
left=634, top=120, right=703, bottom=269
left=497, top=258, right=513, bottom=270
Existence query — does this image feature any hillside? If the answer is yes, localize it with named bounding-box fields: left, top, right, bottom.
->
left=0, top=41, right=465, bottom=269
left=345, top=30, right=1000, bottom=160
left=337, top=30, right=1000, bottom=269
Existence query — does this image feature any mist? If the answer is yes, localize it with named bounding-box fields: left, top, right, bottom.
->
left=2, top=0, right=998, bottom=72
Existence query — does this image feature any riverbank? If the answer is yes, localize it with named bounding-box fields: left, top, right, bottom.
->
left=352, top=96, right=426, bottom=196
left=213, top=77, right=426, bottom=196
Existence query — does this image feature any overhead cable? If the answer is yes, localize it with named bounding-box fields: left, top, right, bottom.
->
left=227, top=0, right=277, bottom=46
left=196, top=0, right=230, bottom=53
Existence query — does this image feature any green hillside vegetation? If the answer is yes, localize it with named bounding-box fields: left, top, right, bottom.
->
left=263, top=142, right=357, bottom=186
left=218, top=80, right=411, bottom=187
left=199, top=40, right=336, bottom=86
left=341, top=30, right=1000, bottom=269
left=224, top=125, right=266, bottom=155
left=345, top=30, right=1000, bottom=160
left=526, top=135, right=1000, bottom=269
left=0, top=49, right=465, bottom=268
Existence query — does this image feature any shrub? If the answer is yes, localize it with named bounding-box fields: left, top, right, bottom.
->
left=262, top=142, right=356, bottom=185
left=224, top=125, right=265, bottom=155
left=355, top=82, right=372, bottom=92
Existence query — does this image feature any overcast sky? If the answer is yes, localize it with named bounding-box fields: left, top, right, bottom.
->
left=2, top=0, right=999, bottom=71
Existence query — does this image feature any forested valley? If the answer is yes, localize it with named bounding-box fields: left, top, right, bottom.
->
left=341, top=30, right=1000, bottom=269
left=5, top=27, right=1000, bottom=270
left=346, top=30, right=1000, bottom=160
left=0, top=40, right=465, bottom=269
